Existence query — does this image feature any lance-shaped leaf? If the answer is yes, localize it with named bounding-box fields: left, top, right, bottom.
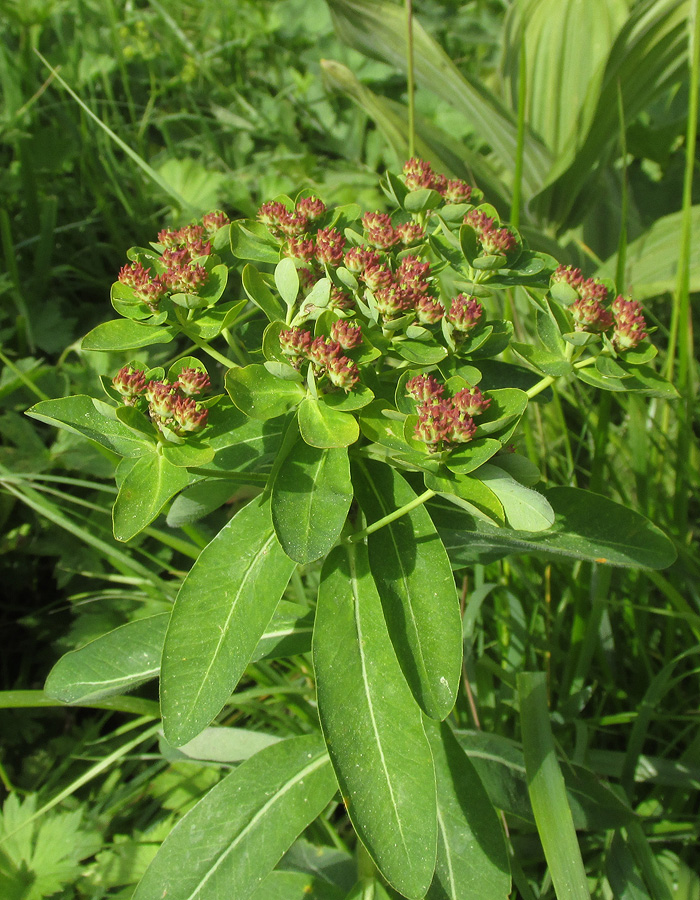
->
left=26, top=395, right=154, bottom=458
left=353, top=461, right=462, bottom=720
left=133, top=734, right=337, bottom=900
left=45, top=602, right=315, bottom=705
left=81, top=318, right=176, bottom=351
left=161, top=495, right=296, bottom=746
left=477, top=463, right=555, bottom=532
left=424, top=720, right=510, bottom=900
left=112, top=453, right=192, bottom=541
left=314, top=543, right=437, bottom=899
left=432, top=486, right=676, bottom=569
left=271, top=439, right=353, bottom=564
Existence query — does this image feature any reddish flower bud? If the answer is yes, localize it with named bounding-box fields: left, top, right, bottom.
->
left=331, top=319, right=363, bottom=349
left=325, top=355, right=360, bottom=392
left=176, top=368, right=211, bottom=397
left=308, top=335, right=343, bottom=368
left=612, top=296, right=648, bottom=350
left=448, top=413, right=477, bottom=444
left=161, top=246, right=192, bottom=268
left=374, top=285, right=410, bottom=318
left=315, top=228, right=346, bottom=266
left=395, top=221, right=425, bottom=246
left=257, top=201, right=287, bottom=229
left=403, top=157, right=436, bottom=191
left=397, top=255, right=431, bottom=300
left=480, top=225, right=517, bottom=256
left=146, top=381, right=177, bottom=420
left=406, top=374, right=444, bottom=404
left=288, top=235, right=316, bottom=262
left=277, top=210, right=309, bottom=237
left=202, top=210, right=230, bottom=233
left=279, top=327, right=313, bottom=360
left=172, top=396, right=208, bottom=434
left=572, top=297, right=613, bottom=333
left=414, top=401, right=454, bottom=448
left=579, top=277, right=609, bottom=304
left=118, top=261, right=151, bottom=289
left=164, top=263, right=208, bottom=294
left=362, top=263, right=394, bottom=292
left=464, top=209, right=495, bottom=235
left=442, top=179, right=473, bottom=204
left=551, top=264, right=584, bottom=290
left=112, top=366, right=147, bottom=404
left=329, top=286, right=355, bottom=311
left=296, top=196, right=326, bottom=220
left=452, top=386, right=491, bottom=416
left=416, top=296, right=444, bottom=324
left=344, top=246, right=380, bottom=274
left=448, top=294, right=483, bottom=333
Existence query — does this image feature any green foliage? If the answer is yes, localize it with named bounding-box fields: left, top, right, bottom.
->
left=1, top=1, right=699, bottom=898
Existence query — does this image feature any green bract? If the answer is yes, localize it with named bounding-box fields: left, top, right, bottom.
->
left=34, top=159, right=677, bottom=900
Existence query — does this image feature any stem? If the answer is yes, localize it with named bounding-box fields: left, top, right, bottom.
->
left=405, top=0, right=415, bottom=158
left=525, top=355, right=596, bottom=400
left=345, top=488, right=436, bottom=543
left=0, top=347, right=50, bottom=401
left=174, top=309, right=237, bottom=368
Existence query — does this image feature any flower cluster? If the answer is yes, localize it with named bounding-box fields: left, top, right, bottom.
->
left=279, top=327, right=360, bottom=392
left=112, top=366, right=210, bottom=436
left=402, top=158, right=475, bottom=204
left=117, top=212, right=227, bottom=311
left=463, top=209, right=518, bottom=259
left=448, top=294, right=484, bottom=336
left=551, top=265, right=648, bottom=349
left=406, top=374, right=491, bottom=451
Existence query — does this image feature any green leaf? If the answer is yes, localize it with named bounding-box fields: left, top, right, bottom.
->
left=45, top=602, right=315, bottom=706
left=473, top=388, right=528, bottom=438
left=243, top=264, right=285, bottom=321
left=81, top=318, right=176, bottom=351
left=518, top=672, right=591, bottom=900
left=160, top=442, right=215, bottom=468
left=576, top=363, right=679, bottom=398
left=250, top=871, right=346, bottom=900
left=393, top=339, right=448, bottom=365
left=186, top=299, right=248, bottom=340
left=425, top=470, right=505, bottom=526
left=424, top=720, right=510, bottom=900
left=432, top=486, right=676, bottom=570
left=26, top=395, right=153, bottom=458
left=478, top=463, right=555, bottom=531
left=275, top=258, right=300, bottom=307
left=359, top=401, right=413, bottom=452
left=298, top=398, right=360, bottom=448
left=231, top=220, right=281, bottom=264
left=45, top=614, right=169, bottom=703
left=353, top=461, right=462, bottom=720
left=510, top=342, right=572, bottom=377
left=344, top=881, right=392, bottom=900
left=314, top=543, right=437, bottom=900
left=160, top=727, right=282, bottom=765
left=226, top=365, right=305, bottom=420
left=197, top=263, right=228, bottom=304
left=112, top=453, right=192, bottom=541
left=161, top=495, right=296, bottom=746
left=322, top=384, right=375, bottom=411
left=443, top=438, right=502, bottom=475
left=133, top=735, right=337, bottom=900
left=271, top=440, right=352, bottom=564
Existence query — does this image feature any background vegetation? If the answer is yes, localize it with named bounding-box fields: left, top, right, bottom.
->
left=0, top=0, right=698, bottom=896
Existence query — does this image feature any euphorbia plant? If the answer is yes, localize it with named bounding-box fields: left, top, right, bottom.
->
left=31, top=158, right=676, bottom=900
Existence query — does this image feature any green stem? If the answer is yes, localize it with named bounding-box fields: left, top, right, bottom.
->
left=525, top=355, right=597, bottom=400
left=345, top=488, right=436, bottom=543
left=174, top=309, right=237, bottom=368
left=405, top=0, right=415, bottom=158
left=0, top=347, right=49, bottom=401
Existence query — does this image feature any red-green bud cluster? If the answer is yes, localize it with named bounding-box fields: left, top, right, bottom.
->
left=201, top=210, right=230, bottom=233
left=463, top=210, right=517, bottom=258
left=571, top=297, right=613, bottom=333
left=164, top=262, right=209, bottom=295
left=362, top=212, right=399, bottom=250
left=279, top=328, right=360, bottom=392
left=402, top=158, right=474, bottom=204
left=344, top=246, right=381, bottom=274
left=144, top=379, right=208, bottom=436
left=176, top=367, right=211, bottom=397
left=407, top=374, right=489, bottom=451
left=448, top=295, right=483, bottom=334
left=158, top=224, right=212, bottom=259
left=416, top=296, right=444, bottom=324
left=315, top=228, right=346, bottom=266
left=611, top=296, right=648, bottom=350
left=329, top=286, right=354, bottom=311
left=331, top=319, right=363, bottom=349
left=296, top=196, right=326, bottom=220
left=395, top=222, right=425, bottom=246
left=112, top=366, right=147, bottom=405
left=287, top=236, right=316, bottom=263
left=118, top=262, right=169, bottom=311
left=551, top=264, right=584, bottom=290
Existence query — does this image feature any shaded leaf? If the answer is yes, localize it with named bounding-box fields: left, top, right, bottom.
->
left=112, top=453, right=191, bottom=541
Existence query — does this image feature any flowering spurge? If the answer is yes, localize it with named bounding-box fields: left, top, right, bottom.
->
left=406, top=375, right=490, bottom=452
left=144, top=379, right=209, bottom=436
left=402, top=157, right=475, bottom=204
left=612, top=296, right=648, bottom=350
left=279, top=328, right=360, bottom=392
left=112, top=365, right=147, bottom=404
left=448, top=295, right=484, bottom=335
left=118, top=262, right=169, bottom=311
left=176, top=367, right=211, bottom=397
